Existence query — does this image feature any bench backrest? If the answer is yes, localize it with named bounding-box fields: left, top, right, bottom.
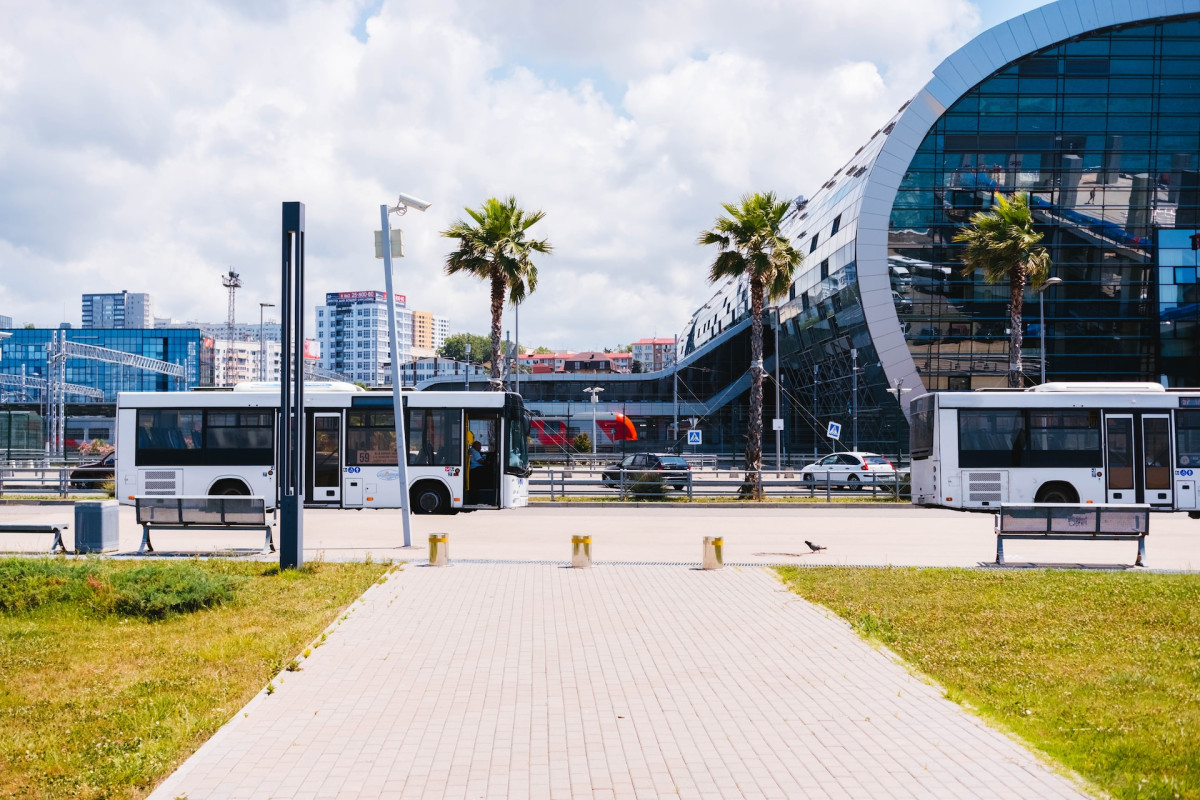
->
left=135, top=495, right=268, bottom=526
left=998, top=503, right=1149, bottom=534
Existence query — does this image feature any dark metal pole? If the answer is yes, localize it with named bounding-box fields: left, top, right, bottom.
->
left=280, top=202, right=305, bottom=570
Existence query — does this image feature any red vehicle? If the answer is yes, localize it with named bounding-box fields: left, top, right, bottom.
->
left=529, top=412, right=637, bottom=448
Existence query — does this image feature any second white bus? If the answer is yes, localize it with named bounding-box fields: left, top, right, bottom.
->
left=116, top=383, right=531, bottom=514
left=909, top=382, right=1200, bottom=515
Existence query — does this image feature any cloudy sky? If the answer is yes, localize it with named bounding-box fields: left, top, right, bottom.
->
left=0, top=0, right=1047, bottom=350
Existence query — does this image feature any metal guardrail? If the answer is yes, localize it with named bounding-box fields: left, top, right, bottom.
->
left=530, top=469, right=909, bottom=501
left=0, top=466, right=114, bottom=497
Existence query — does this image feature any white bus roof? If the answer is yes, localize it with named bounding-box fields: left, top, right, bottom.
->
left=1028, top=382, right=1166, bottom=393
left=233, top=381, right=362, bottom=392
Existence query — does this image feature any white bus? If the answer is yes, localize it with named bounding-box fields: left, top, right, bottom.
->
left=910, top=382, right=1200, bottom=516
left=115, top=382, right=531, bottom=514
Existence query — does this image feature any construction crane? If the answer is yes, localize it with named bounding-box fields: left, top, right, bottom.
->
left=42, top=332, right=187, bottom=458
left=222, top=268, right=242, bottom=386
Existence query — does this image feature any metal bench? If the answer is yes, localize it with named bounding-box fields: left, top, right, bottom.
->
left=995, top=503, right=1149, bottom=567
left=134, top=496, right=275, bottom=555
left=0, top=523, right=69, bottom=554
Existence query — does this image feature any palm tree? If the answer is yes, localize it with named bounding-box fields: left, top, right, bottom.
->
left=442, top=196, right=552, bottom=391
left=698, top=192, right=803, bottom=500
left=954, top=192, right=1051, bottom=388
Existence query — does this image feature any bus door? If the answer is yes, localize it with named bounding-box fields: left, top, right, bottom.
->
left=1142, top=415, right=1173, bottom=507
left=1104, top=415, right=1136, bottom=504
left=306, top=412, right=342, bottom=504
left=464, top=411, right=501, bottom=508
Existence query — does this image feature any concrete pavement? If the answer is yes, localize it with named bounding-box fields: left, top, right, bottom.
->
left=3, top=502, right=1198, bottom=570
left=149, top=562, right=1089, bottom=799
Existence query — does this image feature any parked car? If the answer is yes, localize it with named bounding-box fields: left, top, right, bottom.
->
left=602, top=452, right=691, bottom=490
left=69, top=451, right=115, bottom=490
left=799, top=452, right=895, bottom=489
left=892, top=290, right=913, bottom=313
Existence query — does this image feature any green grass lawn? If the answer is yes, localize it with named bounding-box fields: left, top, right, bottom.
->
left=0, top=557, right=391, bottom=800
left=776, top=567, right=1200, bottom=800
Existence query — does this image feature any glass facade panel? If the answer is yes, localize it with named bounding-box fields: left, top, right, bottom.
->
left=889, top=17, right=1200, bottom=389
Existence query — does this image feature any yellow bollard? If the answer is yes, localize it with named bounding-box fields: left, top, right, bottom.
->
left=702, top=536, right=724, bottom=570
left=571, top=534, right=592, bottom=568
left=428, top=533, right=449, bottom=566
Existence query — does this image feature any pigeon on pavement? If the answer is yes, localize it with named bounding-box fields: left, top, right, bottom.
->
left=805, top=540, right=827, bottom=552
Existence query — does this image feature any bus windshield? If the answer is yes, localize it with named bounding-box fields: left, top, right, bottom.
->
left=505, top=395, right=530, bottom=476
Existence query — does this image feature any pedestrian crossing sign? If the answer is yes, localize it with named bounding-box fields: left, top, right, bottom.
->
left=826, top=421, right=842, bottom=440
left=687, top=430, right=702, bottom=445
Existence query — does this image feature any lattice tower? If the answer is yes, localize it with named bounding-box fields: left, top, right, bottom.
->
left=222, top=269, right=242, bottom=385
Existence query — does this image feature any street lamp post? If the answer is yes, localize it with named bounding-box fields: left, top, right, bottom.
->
left=583, top=386, right=604, bottom=454
left=259, top=302, right=275, bottom=382
left=770, top=307, right=782, bottom=471
left=850, top=348, right=858, bottom=452
left=377, top=193, right=431, bottom=548
left=464, top=342, right=471, bottom=391
left=1036, top=277, right=1063, bottom=384
left=885, top=378, right=913, bottom=464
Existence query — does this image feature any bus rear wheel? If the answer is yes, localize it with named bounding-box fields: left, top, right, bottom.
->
left=210, top=479, right=251, bottom=496
left=1035, top=482, right=1079, bottom=504
left=411, top=482, right=451, bottom=515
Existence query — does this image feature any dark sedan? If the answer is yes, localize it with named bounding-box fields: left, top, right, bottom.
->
left=69, top=452, right=115, bottom=490
left=601, top=453, right=691, bottom=490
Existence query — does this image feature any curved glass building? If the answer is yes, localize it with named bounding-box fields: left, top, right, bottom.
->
left=431, top=0, right=1200, bottom=462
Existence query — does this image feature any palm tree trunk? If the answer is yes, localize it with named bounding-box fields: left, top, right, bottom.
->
left=1008, top=265, right=1025, bottom=388
left=489, top=269, right=506, bottom=391
left=743, top=280, right=765, bottom=500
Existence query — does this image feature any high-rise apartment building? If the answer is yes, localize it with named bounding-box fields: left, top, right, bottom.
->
left=81, top=291, right=152, bottom=329
left=315, top=291, right=413, bottom=385
left=631, top=338, right=676, bottom=372
left=411, top=311, right=450, bottom=358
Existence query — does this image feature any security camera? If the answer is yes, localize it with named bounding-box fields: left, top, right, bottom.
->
left=395, top=192, right=432, bottom=212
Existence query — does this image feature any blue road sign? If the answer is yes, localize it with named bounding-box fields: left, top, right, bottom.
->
left=687, top=430, right=703, bottom=445
left=826, top=421, right=842, bottom=440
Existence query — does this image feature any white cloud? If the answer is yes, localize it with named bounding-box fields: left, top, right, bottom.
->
left=0, top=0, right=1002, bottom=348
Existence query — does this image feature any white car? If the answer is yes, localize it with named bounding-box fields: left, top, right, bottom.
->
left=800, top=452, right=896, bottom=489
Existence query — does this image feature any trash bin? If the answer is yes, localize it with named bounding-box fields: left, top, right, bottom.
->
left=75, top=499, right=119, bottom=553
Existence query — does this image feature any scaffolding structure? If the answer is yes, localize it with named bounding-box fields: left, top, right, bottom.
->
left=43, top=332, right=186, bottom=458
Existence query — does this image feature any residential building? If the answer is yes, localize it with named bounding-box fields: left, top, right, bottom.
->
left=315, top=291, right=413, bottom=386
left=519, top=352, right=632, bottom=374
left=82, top=291, right=152, bottom=329
left=0, top=315, right=11, bottom=328
left=631, top=338, right=676, bottom=371
left=156, top=318, right=282, bottom=343
left=394, top=357, right=488, bottom=387
left=410, top=311, right=448, bottom=358
left=211, top=338, right=282, bottom=386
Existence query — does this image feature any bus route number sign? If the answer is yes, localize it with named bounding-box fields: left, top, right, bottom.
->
left=827, top=421, right=842, bottom=440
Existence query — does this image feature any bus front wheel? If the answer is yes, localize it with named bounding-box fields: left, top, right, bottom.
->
left=1035, top=482, right=1079, bottom=504
left=411, top=482, right=451, bottom=515
left=210, top=479, right=251, bottom=496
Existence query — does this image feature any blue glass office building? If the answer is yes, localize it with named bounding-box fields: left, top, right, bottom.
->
left=437, top=1, right=1200, bottom=459
left=0, top=328, right=212, bottom=403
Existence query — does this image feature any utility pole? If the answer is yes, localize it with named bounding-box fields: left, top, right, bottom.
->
left=812, top=364, right=818, bottom=461
left=851, top=348, right=858, bottom=452
left=672, top=334, right=679, bottom=449
left=772, top=309, right=782, bottom=471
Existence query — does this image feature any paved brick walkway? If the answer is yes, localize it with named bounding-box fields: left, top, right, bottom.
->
left=150, top=563, right=1087, bottom=799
